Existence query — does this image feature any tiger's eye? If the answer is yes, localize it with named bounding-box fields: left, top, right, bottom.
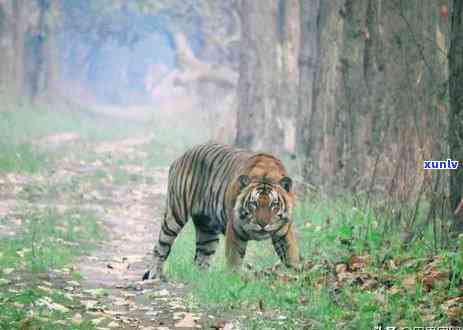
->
left=248, top=202, right=257, bottom=211
left=271, top=201, right=279, bottom=211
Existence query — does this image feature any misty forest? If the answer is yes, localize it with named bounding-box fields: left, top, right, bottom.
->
left=1, top=0, right=463, bottom=329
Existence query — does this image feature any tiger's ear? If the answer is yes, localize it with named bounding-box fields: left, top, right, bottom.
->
left=279, top=176, right=292, bottom=192
left=238, top=175, right=250, bottom=190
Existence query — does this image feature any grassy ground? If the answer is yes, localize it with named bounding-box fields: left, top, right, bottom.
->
left=0, top=208, right=105, bottom=329
left=1, top=104, right=461, bottom=329
left=0, top=105, right=141, bottom=173
left=0, top=104, right=136, bottom=329
left=0, top=102, right=210, bottom=329
left=0, top=102, right=208, bottom=173
left=165, top=197, right=463, bottom=329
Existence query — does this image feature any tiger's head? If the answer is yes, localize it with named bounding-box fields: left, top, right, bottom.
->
left=234, top=174, right=294, bottom=241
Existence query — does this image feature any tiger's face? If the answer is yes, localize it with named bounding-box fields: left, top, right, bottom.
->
left=234, top=175, right=293, bottom=241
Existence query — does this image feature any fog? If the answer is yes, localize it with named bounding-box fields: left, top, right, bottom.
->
left=1, top=1, right=463, bottom=328
left=50, top=2, right=238, bottom=144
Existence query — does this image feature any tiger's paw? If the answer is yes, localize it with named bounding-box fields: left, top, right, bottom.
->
left=194, top=259, right=211, bottom=270
left=142, top=270, right=151, bottom=281
left=142, top=269, right=167, bottom=282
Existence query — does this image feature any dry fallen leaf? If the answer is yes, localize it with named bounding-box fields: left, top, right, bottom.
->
left=91, top=317, right=106, bottom=325
left=174, top=313, right=200, bottom=328
left=401, top=275, right=416, bottom=293
left=37, top=286, right=54, bottom=294
left=388, top=285, right=402, bottom=295
left=421, top=270, right=448, bottom=291
left=36, top=297, right=69, bottom=313
left=107, top=321, right=120, bottom=328
left=361, top=279, right=378, bottom=291
left=442, top=296, right=463, bottom=319
left=351, top=255, right=371, bottom=271
left=72, top=313, right=83, bottom=325
left=212, top=320, right=227, bottom=329
left=81, top=300, right=99, bottom=309
left=420, top=308, right=436, bottom=322
left=223, top=323, right=234, bottom=330
left=335, top=263, right=348, bottom=274
left=299, top=295, right=309, bottom=305
left=155, top=289, right=170, bottom=297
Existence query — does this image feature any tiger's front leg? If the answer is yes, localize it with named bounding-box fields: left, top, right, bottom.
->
left=143, top=245, right=167, bottom=281
left=272, top=223, right=300, bottom=269
left=143, top=208, right=186, bottom=281
left=225, top=220, right=248, bottom=270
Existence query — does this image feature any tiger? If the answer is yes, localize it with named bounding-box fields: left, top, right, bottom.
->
left=143, top=142, right=300, bottom=280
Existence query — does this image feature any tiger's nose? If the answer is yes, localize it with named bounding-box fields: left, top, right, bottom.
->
left=256, top=219, right=267, bottom=229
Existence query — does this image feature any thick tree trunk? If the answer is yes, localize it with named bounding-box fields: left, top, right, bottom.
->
left=337, top=0, right=370, bottom=191
left=0, top=1, right=15, bottom=98
left=297, top=0, right=343, bottom=188
left=13, top=0, right=25, bottom=98
left=296, top=0, right=445, bottom=198
left=277, top=0, right=300, bottom=154
left=235, top=0, right=280, bottom=152
left=235, top=0, right=300, bottom=154
left=449, top=0, right=463, bottom=233
left=33, top=0, right=59, bottom=101
left=296, top=0, right=320, bottom=181
left=43, top=0, right=59, bottom=97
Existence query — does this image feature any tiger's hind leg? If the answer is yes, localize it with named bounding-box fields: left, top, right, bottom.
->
left=271, top=224, right=300, bottom=269
left=192, top=214, right=220, bottom=268
left=143, top=207, right=187, bottom=280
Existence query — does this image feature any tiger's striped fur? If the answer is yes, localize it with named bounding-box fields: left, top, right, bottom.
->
left=144, top=142, right=299, bottom=280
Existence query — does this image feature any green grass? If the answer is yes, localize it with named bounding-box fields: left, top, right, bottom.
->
left=0, top=208, right=104, bottom=272
left=0, top=207, right=105, bottom=329
left=164, top=197, right=463, bottom=329
left=0, top=104, right=147, bottom=143
left=0, top=142, right=48, bottom=173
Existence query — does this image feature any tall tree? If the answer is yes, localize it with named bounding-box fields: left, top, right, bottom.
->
left=235, top=0, right=281, bottom=152
left=295, top=0, right=446, bottom=198
left=34, top=0, right=60, bottom=100
left=449, top=0, right=463, bottom=233
left=296, top=0, right=321, bottom=184
left=0, top=0, right=61, bottom=102
left=236, top=0, right=300, bottom=154
left=0, top=1, right=15, bottom=98
left=13, top=0, right=26, bottom=98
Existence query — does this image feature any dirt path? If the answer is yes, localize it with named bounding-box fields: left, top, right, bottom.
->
left=0, top=133, right=227, bottom=329
left=74, top=154, right=207, bottom=329
left=66, top=136, right=217, bottom=329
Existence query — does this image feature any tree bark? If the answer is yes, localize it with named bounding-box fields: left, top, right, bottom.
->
left=297, top=0, right=344, bottom=188
left=277, top=0, right=300, bottom=154
left=44, top=0, right=59, bottom=97
left=296, top=0, right=446, bottom=198
left=449, top=0, right=463, bottom=233
left=0, top=1, right=15, bottom=98
left=296, top=0, right=320, bottom=181
left=235, top=0, right=300, bottom=154
left=13, top=0, right=25, bottom=98
left=235, top=0, right=280, bottom=152
left=33, top=0, right=59, bottom=101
